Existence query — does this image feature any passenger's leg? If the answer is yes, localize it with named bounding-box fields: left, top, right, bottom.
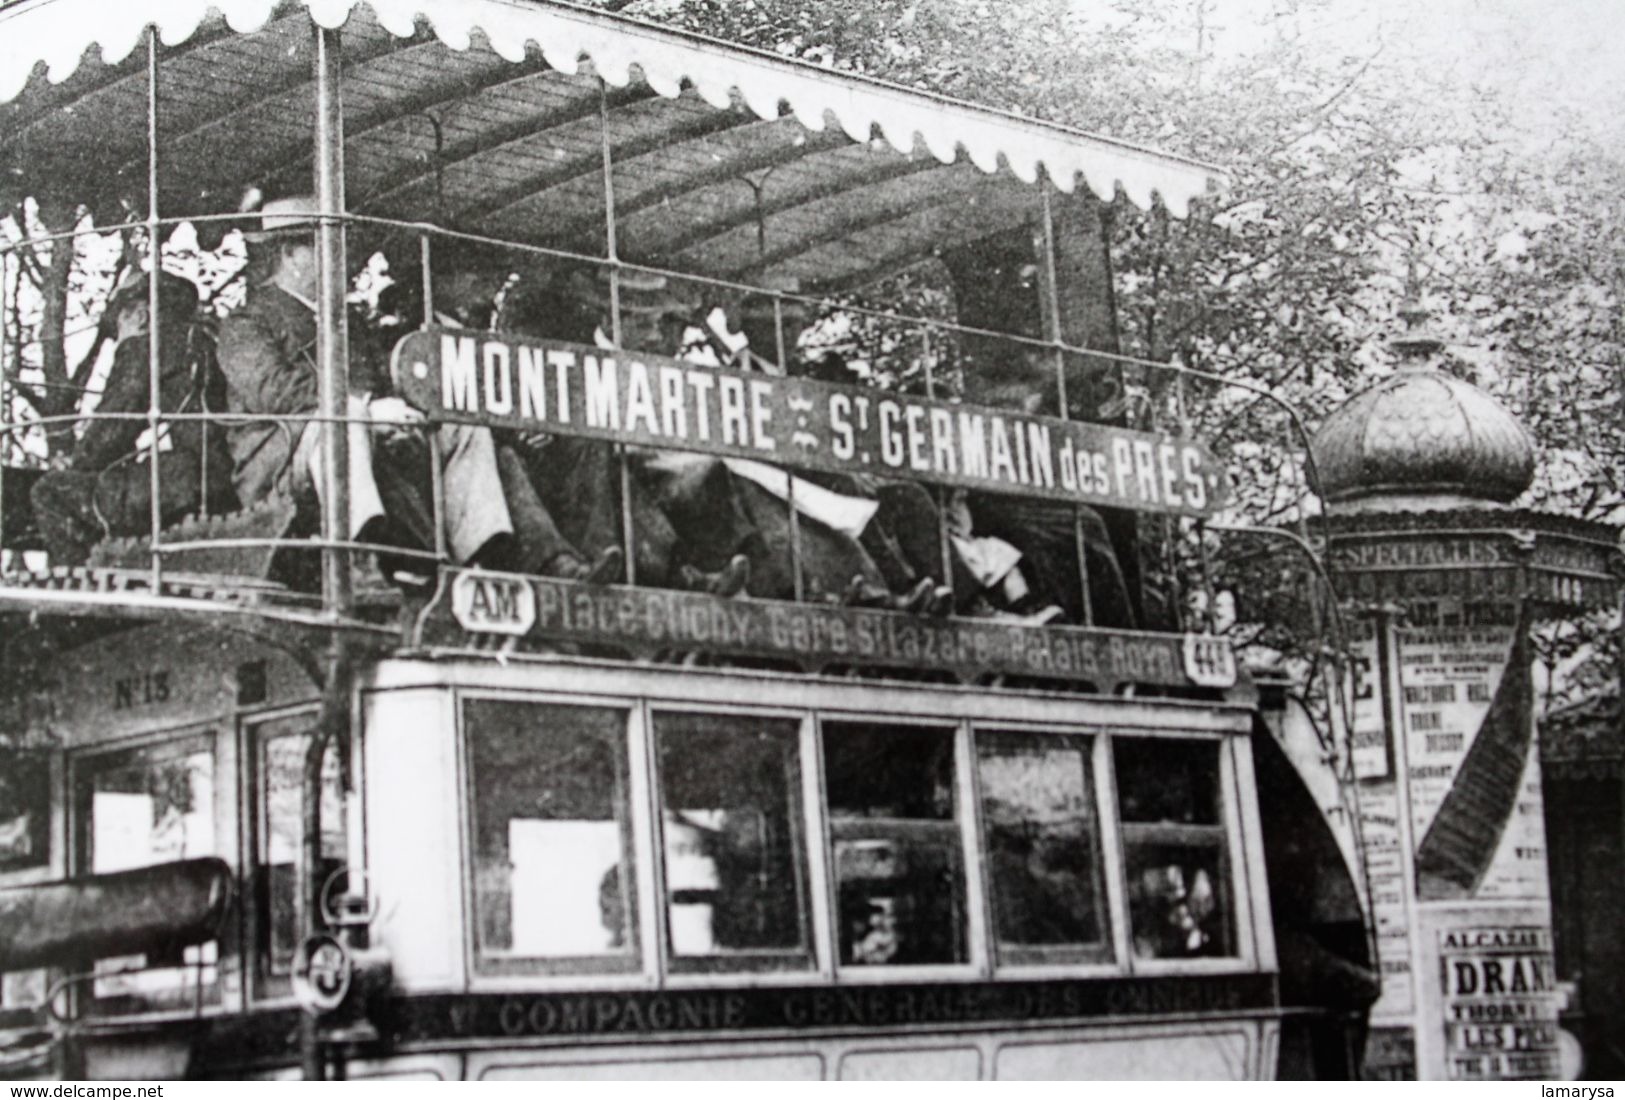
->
left=298, top=397, right=387, bottom=538
left=493, top=443, right=621, bottom=581
left=30, top=471, right=101, bottom=565
left=527, top=437, right=676, bottom=586
left=636, top=452, right=760, bottom=571
left=871, top=480, right=964, bottom=591
left=731, top=478, right=886, bottom=602
left=969, top=496, right=1135, bottom=627
left=435, top=423, right=515, bottom=564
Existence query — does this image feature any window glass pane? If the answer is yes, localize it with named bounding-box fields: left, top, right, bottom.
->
left=0, top=749, right=50, bottom=872
left=465, top=700, right=636, bottom=974
left=1114, top=738, right=1234, bottom=960
left=653, top=712, right=810, bottom=972
left=76, top=735, right=220, bottom=1013
left=260, top=718, right=345, bottom=980
left=1, top=969, right=47, bottom=1012
left=822, top=722, right=966, bottom=968
left=1115, top=738, right=1223, bottom=826
left=976, top=730, right=1107, bottom=964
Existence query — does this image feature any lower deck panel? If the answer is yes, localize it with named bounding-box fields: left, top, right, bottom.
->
left=237, top=1018, right=1278, bottom=1080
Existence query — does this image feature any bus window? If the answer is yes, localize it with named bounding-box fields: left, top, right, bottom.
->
left=821, top=722, right=967, bottom=968
left=73, top=734, right=221, bottom=1014
left=255, top=714, right=344, bottom=985
left=463, top=700, right=638, bottom=975
left=1113, top=738, right=1234, bottom=961
left=975, top=730, right=1109, bottom=966
left=0, top=748, right=49, bottom=873
left=652, top=712, right=811, bottom=973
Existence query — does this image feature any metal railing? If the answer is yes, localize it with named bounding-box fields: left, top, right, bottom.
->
left=0, top=214, right=1329, bottom=641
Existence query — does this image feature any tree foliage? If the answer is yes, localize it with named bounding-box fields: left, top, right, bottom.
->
left=612, top=0, right=1623, bottom=673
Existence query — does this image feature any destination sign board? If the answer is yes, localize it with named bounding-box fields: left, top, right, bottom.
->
left=420, top=570, right=1237, bottom=692
left=391, top=330, right=1229, bottom=517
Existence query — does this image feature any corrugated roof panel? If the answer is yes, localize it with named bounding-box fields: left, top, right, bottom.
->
left=1, top=0, right=1219, bottom=207
left=0, top=0, right=1221, bottom=291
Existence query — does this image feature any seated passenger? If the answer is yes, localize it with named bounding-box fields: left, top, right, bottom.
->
left=492, top=268, right=756, bottom=597
left=378, top=240, right=620, bottom=583
left=584, top=272, right=938, bottom=610
left=731, top=280, right=1056, bottom=620
left=219, top=198, right=593, bottom=578
left=404, top=260, right=742, bottom=595
left=31, top=270, right=236, bottom=564
left=960, top=351, right=1137, bottom=628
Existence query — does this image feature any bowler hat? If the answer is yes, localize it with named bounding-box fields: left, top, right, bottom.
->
left=569, top=266, right=690, bottom=318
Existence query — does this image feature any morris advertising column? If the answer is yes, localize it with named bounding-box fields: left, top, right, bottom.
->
left=1310, top=313, right=1621, bottom=1081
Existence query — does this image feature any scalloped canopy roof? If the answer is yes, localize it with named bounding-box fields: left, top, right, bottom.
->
left=0, top=0, right=1221, bottom=292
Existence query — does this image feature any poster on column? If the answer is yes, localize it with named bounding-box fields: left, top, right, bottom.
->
left=1394, top=599, right=1545, bottom=901
left=1342, top=616, right=1412, bottom=1020
left=1361, top=787, right=1414, bottom=1019
left=1348, top=617, right=1389, bottom=780
left=1440, top=926, right=1561, bottom=1080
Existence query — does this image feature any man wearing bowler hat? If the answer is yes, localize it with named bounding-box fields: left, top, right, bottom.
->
left=219, top=197, right=594, bottom=578
left=31, top=268, right=236, bottom=564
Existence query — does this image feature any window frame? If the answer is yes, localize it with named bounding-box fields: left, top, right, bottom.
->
left=646, top=702, right=823, bottom=987
left=1103, top=730, right=1257, bottom=976
left=68, top=724, right=229, bottom=1020
left=243, top=702, right=337, bottom=1004
left=0, top=746, right=54, bottom=879
left=443, top=677, right=1263, bottom=992
left=456, top=689, right=656, bottom=990
left=967, top=723, right=1123, bottom=977
left=815, top=711, right=987, bottom=984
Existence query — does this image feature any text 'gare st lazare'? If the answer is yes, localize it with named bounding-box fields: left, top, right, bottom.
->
left=392, top=331, right=1229, bottom=517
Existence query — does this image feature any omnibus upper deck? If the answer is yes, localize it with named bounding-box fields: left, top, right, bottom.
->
left=0, top=0, right=1371, bottom=1080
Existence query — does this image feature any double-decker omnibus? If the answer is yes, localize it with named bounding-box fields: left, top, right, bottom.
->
left=0, top=0, right=1372, bottom=1080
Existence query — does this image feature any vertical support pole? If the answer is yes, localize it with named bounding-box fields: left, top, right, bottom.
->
left=1176, top=373, right=1218, bottom=633
left=1038, top=190, right=1070, bottom=418
left=419, top=234, right=448, bottom=564
left=1281, top=416, right=1322, bottom=643
left=598, top=80, right=636, bottom=586
left=1037, top=190, right=1091, bottom=624
left=0, top=247, right=9, bottom=569
left=922, top=327, right=955, bottom=605
left=772, top=293, right=788, bottom=371
left=419, top=233, right=435, bottom=329
left=1161, top=515, right=1182, bottom=633
left=775, top=295, right=803, bottom=600
left=305, top=21, right=356, bottom=1084
left=314, top=23, right=352, bottom=618
left=145, top=27, right=164, bottom=586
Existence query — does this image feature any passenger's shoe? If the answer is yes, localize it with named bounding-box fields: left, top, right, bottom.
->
left=678, top=553, right=751, bottom=597
left=546, top=546, right=623, bottom=585
left=999, top=604, right=1065, bottom=625
left=895, top=577, right=938, bottom=614
left=962, top=595, right=1064, bottom=625
left=844, top=575, right=948, bottom=615
left=841, top=574, right=891, bottom=608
